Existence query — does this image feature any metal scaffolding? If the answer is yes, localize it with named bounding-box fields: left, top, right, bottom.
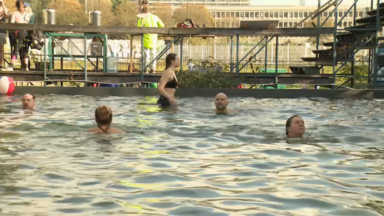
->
left=0, top=0, right=382, bottom=89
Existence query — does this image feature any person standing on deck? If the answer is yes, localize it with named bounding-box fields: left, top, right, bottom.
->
left=0, top=0, right=9, bottom=70
left=137, top=5, right=164, bottom=74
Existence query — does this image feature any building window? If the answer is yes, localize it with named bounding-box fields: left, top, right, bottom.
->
left=294, top=21, right=298, bottom=27
left=349, top=21, right=352, bottom=26
left=339, top=11, right=343, bottom=17
left=343, top=21, right=347, bottom=27
left=299, top=12, right=303, bottom=18
left=236, top=12, right=239, bottom=18
left=246, top=12, right=249, bottom=18
left=226, top=12, right=230, bottom=18
left=279, top=12, right=283, bottom=18
left=284, top=12, right=288, bottom=18
left=359, top=11, right=363, bottom=17
left=289, top=12, right=293, bottom=18
left=231, top=12, right=235, bottom=17
left=304, top=12, right=308, bottom=17
left=274, top=12, right=278, bottom=18
left=349, top=11, right=353, bottom=17
left=250, top=12, right=254, bottom=18
left=269, top=12, right=273, bottom=18
left=222, top=12, right=225, bottom=18
left=324, top=12, right=328, bottom=17
left=260, top=12, right=264, bottom=18
left=294, top=12, right=298, bottom=18
left=255, top=12, right=259, bottom=18
left=279, top=22, right=283, bottom=28
left=265, top=12, right=269, bottom=18
left=289, top=22, right=293, bottom=27
left=284, top=22, right=287, bottom=28
left=216, top=12, right=220, bottom=18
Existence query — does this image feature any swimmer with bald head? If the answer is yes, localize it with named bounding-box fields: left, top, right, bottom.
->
left=214, top=93, right=236, bottom=114
left=88, top=106, right=125, bottom=134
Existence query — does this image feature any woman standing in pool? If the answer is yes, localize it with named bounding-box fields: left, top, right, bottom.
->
left=286, top=115, right=306, bottom=138
left=88, top=106, right=125, bottom=134
left=157, top=53, right=180, bottom=107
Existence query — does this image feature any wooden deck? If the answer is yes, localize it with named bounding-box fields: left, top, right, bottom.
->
left=0, top=71, right=333, bottom=85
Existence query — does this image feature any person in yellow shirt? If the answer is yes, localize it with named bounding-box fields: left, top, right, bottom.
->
left=137, top=6, right=164, bottom=73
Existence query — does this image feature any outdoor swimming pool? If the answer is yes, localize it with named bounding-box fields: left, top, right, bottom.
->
left=0, top=95, right=384, bottom=215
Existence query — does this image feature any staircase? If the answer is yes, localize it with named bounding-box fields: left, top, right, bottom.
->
left=290, top=2, right=384, bottom=77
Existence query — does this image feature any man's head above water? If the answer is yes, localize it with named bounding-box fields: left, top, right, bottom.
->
left=22, top=94, right=36, bottom=110
left=215, top=93, right=229, bottom=111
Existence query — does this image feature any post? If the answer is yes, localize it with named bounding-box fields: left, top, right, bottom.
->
left=180, top=36, right=183, bottom=72
left=332, top=0, right=339, bottom=88
left=48, top=35, right=52, bottom=70
left=103, top=34, right=108, bottom=72
left=368, top=49, right=372, bottom=84
left=171, top=38, right=174, bottom=53
left=316, top=0, right=320, bottom=51
left=373, top=0, right=380, bottom=88
left=141, top=34, right=144, bottom=82
left=230, top=36, right=233, bottom=73
left=351, top=0, right=358, bottom=88
left=265, top=36, right=268, bottom=74
left=236, top=34, right=239, bottom=76
left=130, top=36, right=133, bottom=73
left=84, top=33, right=87, bottom=87
left=44, top=34, right=47, bottom=87
left=275, top=36, right=279, bottom=84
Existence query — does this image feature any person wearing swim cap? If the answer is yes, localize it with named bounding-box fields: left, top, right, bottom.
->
left=22, top=93, right=36, bottom=110
left=214, top=93, right=235, bottom=114
left=285, top=115, right=306, bottom=138
left=88, top=106, right=125, bottom=134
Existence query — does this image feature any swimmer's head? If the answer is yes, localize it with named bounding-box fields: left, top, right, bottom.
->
left=95, top=106, right=112, bottom=126
left=215, top=93, right=229, bottom=110
left=22, top=94, right=36, bottom=110
left=286, top=115, right=305, bottom=138
left=165, top=53, right=180, bottom=70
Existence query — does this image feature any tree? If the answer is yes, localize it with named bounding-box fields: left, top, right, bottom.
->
left=152, top=3, right=172, bottom=27
left=305, top=18, right=334, bottom=45
left=96, top=0, right=115, bottom=26
left=114, top=2, right=137, bottom=27
left=172, top=4, right=214, bottom=27
left=48, top=0, right=87, bottom=25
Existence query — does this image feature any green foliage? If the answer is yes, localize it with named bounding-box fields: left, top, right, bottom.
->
left=337, top=63, right=369, bottom=87
left=176, top=71, right=247, bottom=88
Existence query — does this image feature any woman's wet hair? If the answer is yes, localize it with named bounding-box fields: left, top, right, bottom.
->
left=165, top=53, right=177, bottom=70
left=286, top=115, right=300, bottom=136
left=95, top=106, right=112, bottom=125
left=16, top=0, right=23, bottom=10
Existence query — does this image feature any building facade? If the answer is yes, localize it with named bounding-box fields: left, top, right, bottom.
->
left=207, top=5, right=369, bottom=28
left=148, top=0, right=251, bottom=7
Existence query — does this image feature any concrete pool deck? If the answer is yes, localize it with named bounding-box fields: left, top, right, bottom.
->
left=10, top=87, right=384, bottom=99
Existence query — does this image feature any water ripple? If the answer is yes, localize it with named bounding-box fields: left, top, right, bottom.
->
left=0, top=95, right=384, bottom=215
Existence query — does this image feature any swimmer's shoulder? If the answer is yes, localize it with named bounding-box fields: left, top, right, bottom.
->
left=109, top=128, right=126, bottom=134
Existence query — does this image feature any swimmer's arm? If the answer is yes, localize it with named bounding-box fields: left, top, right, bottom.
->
left=158, top=72, right=173, bottom=99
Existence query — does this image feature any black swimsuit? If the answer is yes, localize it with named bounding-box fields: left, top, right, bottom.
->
left=157, top=77, right=178, bottom=107
left=98, top=126, right=110, bottom=133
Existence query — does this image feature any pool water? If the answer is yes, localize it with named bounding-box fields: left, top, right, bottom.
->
left=1, top=95, right=384, bottom=216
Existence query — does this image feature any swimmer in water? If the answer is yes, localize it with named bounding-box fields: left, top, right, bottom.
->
left=88, top=106, right=125, bottom=134
left=157, top=53, right=180, bottom=108
left=286, top=115, right=306, bottom=138
left=22, top=93, right=36, bottom=110
left=214, top=93, right=235, bottom=114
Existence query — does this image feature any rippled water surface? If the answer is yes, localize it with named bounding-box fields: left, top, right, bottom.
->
left=1, top=95, right=384, bottom=216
